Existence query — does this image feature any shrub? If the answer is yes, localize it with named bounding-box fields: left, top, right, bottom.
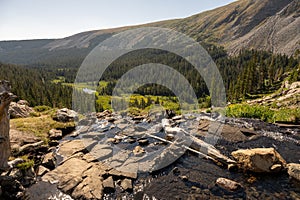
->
left=34, top=105, right=52, bottom=112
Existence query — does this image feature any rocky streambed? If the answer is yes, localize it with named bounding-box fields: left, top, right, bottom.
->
left=19, top=110, right=300, bottom=199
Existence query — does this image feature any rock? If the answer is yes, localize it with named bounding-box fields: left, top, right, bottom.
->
left=120, top=178, right=133, bottom=191
left=102, top=176, right=115, bottom=192
left=172, top=167, right=180, bottom=175
left=48, top=140, right=59, bottom=147
left=287, top=163, right=300, bottom=182
left=72, top=164, right=104, bottom=200
left=17, top=100, right=29, bottom=106
left=7, top=158, right=24, bottom=168
left=0, top=186, right=2, bottom=196
left=21, top=167, right=36, bottom=186
left=96, top=110, right=112, bottom=118
left=165, top=109, right=176, bottom=119
left=216, top=178, right=242, bottom=192
left=0, top=175, right=25, bottom=199
left=37, top=165, right=49, bottom=176
left=108, top=168, right=137, bottom=179
left=42, top=158, right=91, bottom=193
left=106, top=117, right=116, bottom=123
left=137, top=138, right=149, bottom=146
left=42, top=152, right=56, bottom=170
left=9, top=101, right=33, bottom=118
left=88, top=144, right=113, bottom=161
left=166, top=133, right=175, bottom=141
left=227, top=164, right=238, bottom=171
left=48, top=129, right=63, bottom=140
left=106, top=138, right=119, bottom=144
left=58, top=140, right=86, bottom=158
left=231, top=148, right=286, bottom=173
left=180, top=176, right=188, bottom=181
left=53, top=108, right=78, bottom=122
left=78, top=117, right=97, bottom=126
left=125, top=137, right=136, bottom=144
left=133, top=146, right=145, bottom=156
left=270, top=164, right=283, bottom=173
left=172, top=115, right=182, bottom=121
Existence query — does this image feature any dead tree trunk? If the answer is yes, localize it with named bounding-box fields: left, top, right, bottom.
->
left=0, top=81, right=16, bottom=170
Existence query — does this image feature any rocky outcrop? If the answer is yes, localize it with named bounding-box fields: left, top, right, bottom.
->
left=231, top=148, right=286, bottom=173
left=247, top=81, right=300, bottom=111
left=9, top=100, right=34, bottom=118
left=53, top=108, right=78, bottom=123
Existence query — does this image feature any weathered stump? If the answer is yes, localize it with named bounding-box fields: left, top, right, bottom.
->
left=0, top=81, right=16, bottom=170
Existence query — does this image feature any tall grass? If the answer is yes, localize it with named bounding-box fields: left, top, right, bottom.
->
left=226, top=104, right=300, bottom=123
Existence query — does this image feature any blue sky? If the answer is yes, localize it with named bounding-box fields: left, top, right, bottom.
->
left=0, top=0, right=236, bottom=41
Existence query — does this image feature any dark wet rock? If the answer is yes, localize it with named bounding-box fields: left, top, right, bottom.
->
left=231, top=148, right=286, bottom=173
left=48, top=140, right=59, bottom=147
left=0, top=175, right=25, bottom=200
left=287, top=163, right=300, bottom=182
left=120, top=178, right=133, bottom=191
left=9, top=100, right=34, bottom=118
left=227, top=163, right=238, bottom=171
left=103, top=176, right=115, bottom=192
left=138, top=138, right=149, bottom=146
left=42, top=152, right=56, bottom=170
left=106, top=117, right=116, bottom=123
left=48, top=129, right=62, bottom=140
left=132, top=115, right=146, bottom=121
left=165, top=109, right=176, bottom=119
left=125, top=137, right=136, bottom=144
left=53, top=108, right=78, bottom=122
left=270, top=164, right=283, bottom=172
left=216, top=178, right=242, bottom=192
left=9, top=167, right=36, bottom=187
left=166, top=133, right=175, bottom=141
left=172, top=167, right=180, bottom=175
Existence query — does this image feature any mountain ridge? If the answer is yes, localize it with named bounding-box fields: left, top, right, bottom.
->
left=0, top=0, right=298, bottom=65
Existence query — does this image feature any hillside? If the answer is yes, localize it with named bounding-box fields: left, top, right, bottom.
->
left=0, top=0, right=299, bottom=65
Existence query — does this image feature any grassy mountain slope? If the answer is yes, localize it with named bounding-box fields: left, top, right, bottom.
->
left=0, top=0, right=298, bottom=65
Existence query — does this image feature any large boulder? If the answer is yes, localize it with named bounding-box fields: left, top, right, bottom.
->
left=287, top=163, right=300, bottom=182
left=53, top=108, right=78, bottom=122
left=231, top=148, right=286, bottom=173
left=9, top=100, right=33, bottom=118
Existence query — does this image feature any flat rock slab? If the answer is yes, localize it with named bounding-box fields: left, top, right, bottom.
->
left=42, top=158, right=91, bottom=192
left=58, top=140, right=86, bottom=158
